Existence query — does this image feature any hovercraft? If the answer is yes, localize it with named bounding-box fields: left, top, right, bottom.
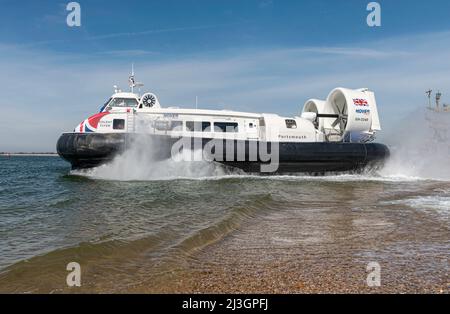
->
left=57, top=71, right=389, bottom=173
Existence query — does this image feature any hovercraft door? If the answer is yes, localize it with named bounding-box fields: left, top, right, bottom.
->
left=245, top=120, right=258, bottom=139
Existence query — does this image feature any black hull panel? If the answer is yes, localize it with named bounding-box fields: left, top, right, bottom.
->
left=57, top=133, right=127, bottom=169
left=57, top=133, right=390, bottom=173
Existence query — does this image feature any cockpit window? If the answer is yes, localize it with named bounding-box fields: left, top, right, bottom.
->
left=99, top=98, right=111, bottom=112
left=109, top=98, right=138, bottom=108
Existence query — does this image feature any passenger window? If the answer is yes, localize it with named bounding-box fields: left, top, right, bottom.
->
left=153, top=121, right=169, bottom=131
left=285, top=119, right=297, bottom=129
left=152, top=120, right=183, bottom=131
left=202, top=122, right=211, bottom=131
left=186, top=121, right=211, bottom=132
left=113, top=119, right=125, bottom=130
left=214, top=122, right=238, bottom=132
left=170, top=121, right=183, bottom=131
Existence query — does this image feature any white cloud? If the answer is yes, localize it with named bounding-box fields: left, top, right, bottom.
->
left=1, top=30, right=450, bottom=151
left=95, top=50, right=158, bottom=57
left=17, top=22, right=249, bottom=48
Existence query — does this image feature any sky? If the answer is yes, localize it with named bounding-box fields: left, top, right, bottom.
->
left=1, top=0, right=450, bottom=151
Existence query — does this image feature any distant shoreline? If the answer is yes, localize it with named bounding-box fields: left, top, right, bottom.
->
left=0, top=153, right=58, bottom=157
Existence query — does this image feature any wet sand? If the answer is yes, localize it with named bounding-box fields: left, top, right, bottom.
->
left=134, top=182, right=449, bottom=294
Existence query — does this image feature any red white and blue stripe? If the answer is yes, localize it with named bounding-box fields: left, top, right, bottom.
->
left=74, top=112, right=109, bottom=133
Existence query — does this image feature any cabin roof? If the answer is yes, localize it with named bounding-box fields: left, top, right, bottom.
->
left=111, top=92, right=139, bottom=99
left=137, top=107, right=263, bottom=119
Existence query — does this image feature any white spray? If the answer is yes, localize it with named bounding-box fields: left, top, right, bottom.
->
left=72, top=135, right=241, bottom=181
left=380, top=107, right=450, bottom=180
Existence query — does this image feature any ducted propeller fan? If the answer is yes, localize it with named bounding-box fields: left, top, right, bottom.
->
left=330, top=101, right=348, bottom=135
left=141, top=93, right=156, bottom=108
left=316, top=101, right=348, bottom=137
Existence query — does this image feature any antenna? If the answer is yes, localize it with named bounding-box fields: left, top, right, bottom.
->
left=195, top=96, right=198, bottom=109
left=425, top=89, right=432, bottom=108
left=128, top=63, right=144, bottom=95
left=129, top=63, right=136, bottom=93
left=435, top=91, right=442, bottom=111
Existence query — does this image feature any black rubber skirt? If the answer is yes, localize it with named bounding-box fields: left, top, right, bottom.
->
left=57, top=132, right=390, bottom=173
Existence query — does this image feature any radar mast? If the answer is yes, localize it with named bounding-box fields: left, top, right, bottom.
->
left=425, top=89, right=432, bottom=108
left=128, top=63, right=144, bottom=95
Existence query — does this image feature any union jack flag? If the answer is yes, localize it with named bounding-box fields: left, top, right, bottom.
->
left=353, top=98, right=368, bottom=106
